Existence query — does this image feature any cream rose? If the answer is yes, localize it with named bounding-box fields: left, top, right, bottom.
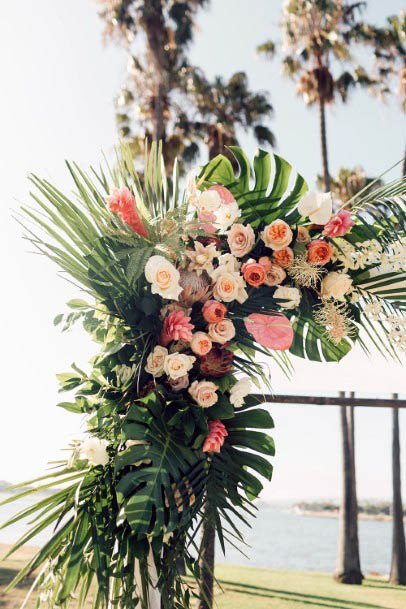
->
left=189, top=380, right=218, bottom=408
left=298, top=192, right=333, bottom=225
left=227, top=223, right=255, bottom=258
left=164, top=353, right=196, bottom=380
left=208, top=319, right=236, bottom=344
left=190, top=332, right=213, bottom=356
left=145, top=255, right=182, bottom=300
left=261, top=219, right=293, bottom=251
left=321, top=272, right=353, bottom=301
left=230, top=377, right=251, bottom=408
left=80, top=437, right=109, bottom=467
left=211, top=269, right=248, bottom=304
left=145, top=345, right=168, bottom=377
left=274, top=285, right=302, bottom=310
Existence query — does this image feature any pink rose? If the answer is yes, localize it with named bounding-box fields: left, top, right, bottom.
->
left=208, top=185, right=235, bottom=205
left=202, top=419, right=228, bottom=453
left=202, top=300, right=227, bottom=323
left=208, top=319, right=236, bottom=344
left=258, top=257, right=286, bottom=286
left=244, top=313, right=294, bottom=350
left=106, top=187, right=148, bottom=237
left=190, top=332, right=213, bottom=356
left=160, top=310, right=194, bottom=346
left=227, top=223, right=255, bottom=258
left=189, top=380, right=219, bottom=408
left=242, top=261, right=266, bottom=287
left=322, top=210, right=354, bottom=238
left=169, top=374, right=190, bottom=392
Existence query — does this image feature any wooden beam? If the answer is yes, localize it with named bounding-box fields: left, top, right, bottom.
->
left=251, top=394, right=406, bottom=408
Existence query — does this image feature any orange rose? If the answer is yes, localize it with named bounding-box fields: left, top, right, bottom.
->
left=307, top=239, right=333, bottom=265
left=261, top=220, right=293, bottom=251
left=202, top=300, right=227, bottom=323
left=242, top=261, right=266, bottom=287
left=273, top=247, right=294, bottom=269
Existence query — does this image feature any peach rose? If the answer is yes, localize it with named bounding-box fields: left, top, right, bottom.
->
left=307, top=239, right=334, bottom=266
left=208, top=185, right=235, bottom=204
left=241, top=261, right=266, bottom=287
left=261, top=220, right=293, bottom=251
left=227, top=223, right=255, bottom=258
left=273, top=247, right=294, bottom=269
left=208, top=319, right=236, bottom=344
left=190, top=332, right=213, bottom=356
left=189, top=380, right=219, bottom=408
left=296, top=226, right=311, bottom=244
left=202, top=300, right=227, bottom=323
left=258, top=257, right=286, bottom=286
left=168, top=374, right=190, bottom=392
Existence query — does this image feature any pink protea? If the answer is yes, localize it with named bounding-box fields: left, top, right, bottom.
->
left=322, top=210, right=354, bottom=238
left=208, top=185, right=235, bottom=205
left=202, top=420, right=228, bottom=453
left=160, top=310, right=194, bottom=346
left=106, top=187, right=148, bottom=237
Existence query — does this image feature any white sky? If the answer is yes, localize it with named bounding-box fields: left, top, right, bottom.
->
left=0, top=0, right=405, bottom=500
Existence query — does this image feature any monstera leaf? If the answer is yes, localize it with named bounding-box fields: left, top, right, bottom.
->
left=290, top=314, right=353, bottom=362
left=115, top=393, right=206, bottom=536
left=200, top=147, right=308, bottom=228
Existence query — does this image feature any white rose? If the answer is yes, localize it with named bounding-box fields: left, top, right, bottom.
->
left=321, top=272, right=353, bottom=301
left=274, top=286, right=302, bottom=310
left=196, top=190, right=222, bottom=214
left=145, top=345, right=168, bottom=377
left=230, top=377, right=251, bottom=408
left=215, top=201, right=241, bottom=230
left=164, top=353, right=196, bottom=380
left=298, top=192, right=333, bottom=225
left=80, top=437, right=109, bottom=467
left=211, top=268, right=248, bottom=304
left=217, top=253, right=241, bottom=272
left=145, top=255, right=182, bottom=300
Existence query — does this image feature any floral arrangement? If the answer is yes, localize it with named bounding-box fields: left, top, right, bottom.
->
left=2, top=144, right=405, bottom=609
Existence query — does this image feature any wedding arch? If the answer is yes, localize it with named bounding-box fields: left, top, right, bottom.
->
left=2, top=145, right=405, bottom=608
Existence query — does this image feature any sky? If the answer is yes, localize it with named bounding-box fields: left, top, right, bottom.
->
left=0, top=0, right=405, bottom=501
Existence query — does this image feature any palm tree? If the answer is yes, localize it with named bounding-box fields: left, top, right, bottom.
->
left=334, top=393, right=363, bottom=584
left=390, top=394, right=406, bottom=585
left=258, top=0, right=379, bottom=191
left=317, top=165, right=381, bottom=205
left=97, top=2, right=274, bottom=171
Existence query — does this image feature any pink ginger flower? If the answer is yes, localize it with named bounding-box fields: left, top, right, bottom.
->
left=160, top=310, right=194, bottom=346
left=322, top=210, right=354, bottom=238
left=106, top=187, right=148, bottom=237
left=208, top=185, right=235, bottom=205
left=202, top=419, right=228, bottom=453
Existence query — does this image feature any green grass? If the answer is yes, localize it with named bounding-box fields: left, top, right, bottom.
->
left=214, top=564, right=406, bottom=609
left=1, top=546, right=405, bottom=609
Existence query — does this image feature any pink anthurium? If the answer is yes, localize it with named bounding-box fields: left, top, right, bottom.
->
left=244, top=313, right=294, bottom=350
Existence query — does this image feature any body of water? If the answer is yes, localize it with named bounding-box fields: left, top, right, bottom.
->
left=0, top=495, right=392, bottom=575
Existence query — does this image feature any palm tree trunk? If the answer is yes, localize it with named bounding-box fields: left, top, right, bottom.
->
left=334, top=393, right=363, bottom=584
left=198, top=501, right=216, bottom=609
left=402, top=146, right=406, bottom=178
left=318, top=92, right=330, bottom=192
left=390, top=394, right=406, bottom=585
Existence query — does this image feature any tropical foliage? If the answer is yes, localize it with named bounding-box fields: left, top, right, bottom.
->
left=2, top=145, right=405, bottom=608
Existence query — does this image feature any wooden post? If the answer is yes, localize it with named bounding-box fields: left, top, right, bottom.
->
left=334, top=391, right=363, bottom=584
left=390, top=393, right=406, bottom=585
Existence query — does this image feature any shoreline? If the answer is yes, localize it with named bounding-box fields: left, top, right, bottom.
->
left=294, top=509, right=406, bottom=522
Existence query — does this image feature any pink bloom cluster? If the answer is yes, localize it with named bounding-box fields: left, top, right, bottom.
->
left=106, top=187, right=148, bottom=237
left=160, top=310, right=194, bottom=346
left=202, top=419, right=228, bottom=453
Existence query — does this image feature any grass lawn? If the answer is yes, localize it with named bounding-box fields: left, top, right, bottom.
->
left=1, top=545, right=405, bottom=609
